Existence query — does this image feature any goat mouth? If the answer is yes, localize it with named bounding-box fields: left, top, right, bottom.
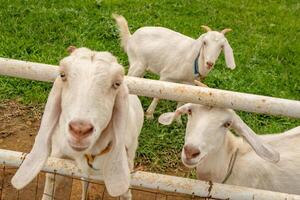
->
left=70, top=146, right=88, bottom=151
left=182, top=158, right=199, bottom=168
left=68, top=140, right=89, bottom=151
left=182, top=154, right=207, bottom=168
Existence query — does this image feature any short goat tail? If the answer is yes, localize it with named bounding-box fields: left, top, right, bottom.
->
left=112, top=14, right=131, bottom=51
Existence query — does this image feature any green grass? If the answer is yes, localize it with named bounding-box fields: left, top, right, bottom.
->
left=0, top=0, right=299, bottom=173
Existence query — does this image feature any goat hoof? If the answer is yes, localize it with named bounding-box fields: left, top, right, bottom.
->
left=41, top=195, right=53, bottom=200
left=145, top=113, right=154, bottom=120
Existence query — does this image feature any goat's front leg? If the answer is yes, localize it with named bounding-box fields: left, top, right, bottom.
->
left=76, top=158, right=91, bottom=200
left=120, top=191, right=132, bottom=200
left=127, top=62, right=146, bottom=77
left=145, top=98, right=159, bottom=119
left=81, top=178, right=89, bottom=200
left=42, top=150, right=65, bottom=200
left=145, top=77, right=177, bottom=119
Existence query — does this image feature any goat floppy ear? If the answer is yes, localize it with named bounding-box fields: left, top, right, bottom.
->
left=102, top=83, right=131, bottom=197
left=231, top=112, right=280, bottom=163
left=11, top=78, right=62, bottom=189
left=223, top=39, right=236, bottom=69
left=158, top=104, right=193, bottom=125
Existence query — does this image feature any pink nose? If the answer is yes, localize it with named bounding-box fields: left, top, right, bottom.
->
left=206, top=61, right=214, bottom=68
left=69, top=120, right=94, bottom=139
left=184, top=145, right=201, bottom=160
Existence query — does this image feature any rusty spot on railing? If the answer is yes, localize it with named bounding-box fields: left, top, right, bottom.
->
left=208, top=180, right=213, bottom=194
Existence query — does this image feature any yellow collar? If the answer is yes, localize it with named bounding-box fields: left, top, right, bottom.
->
left=84, top=141, right=112, bottom=170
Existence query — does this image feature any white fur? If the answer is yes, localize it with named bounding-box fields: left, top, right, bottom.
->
left=113, top=14, right=236, bottom=119
left=11, top=47, right=144, bottom=200
left=159, top=104, right=300, bottom=195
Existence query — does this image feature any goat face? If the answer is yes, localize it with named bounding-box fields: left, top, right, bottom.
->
left=59, top=48, right=125, bottom=152
left=12, top=47, right=133, bottom=197
left=182, top=105, right=233, bottom=167
left=198, top=31, right=235, bottom=78
left=159, top=103, right=280, bottom=169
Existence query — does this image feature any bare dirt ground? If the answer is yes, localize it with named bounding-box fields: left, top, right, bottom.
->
left=0, top=100, right=205, bottom=200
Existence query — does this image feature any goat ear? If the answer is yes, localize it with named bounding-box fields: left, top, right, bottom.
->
left=102, top=83, right=130, bottom=197
left=223, top=40, right=236, bottom=69
left=158, top=104, right=193, bottom=125
left=11, top=78, right=62, bottom=189
left=158, top=112, right=177, bottom=125
left=231, top=112, right=280, bottom=163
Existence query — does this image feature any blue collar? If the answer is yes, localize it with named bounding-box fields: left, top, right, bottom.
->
left=194, top=52, right=201, bottom=78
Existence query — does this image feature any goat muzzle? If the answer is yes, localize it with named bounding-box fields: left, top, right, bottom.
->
left=69, top=119, right=94, bottom=139
left=184, top=144, right=201, bottom=160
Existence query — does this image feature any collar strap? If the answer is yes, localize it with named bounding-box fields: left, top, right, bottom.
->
left=222, top=148, right=239, bottom=184
left=85, top=141, right=113, bottom=170
left=194, top=51, right=201, bottom=78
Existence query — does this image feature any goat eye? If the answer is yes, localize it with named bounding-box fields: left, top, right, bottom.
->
left=203, top=41, right=207, bottom=45
left=223, top=121, right=232, bottom=128
left=221, top=45, right=224, bottom=48
left=188, top=109, right=192, bottom=115
left=60, top=72, right=67, bottom=81
left=113, top=81, right=122, bottom=89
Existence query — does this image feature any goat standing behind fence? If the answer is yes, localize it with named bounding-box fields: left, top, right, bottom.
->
left=11, top=47, right=144, bottom=200
left=159, top=103, right=300, bottom=195
left=113, top=14, right=236, bottom=119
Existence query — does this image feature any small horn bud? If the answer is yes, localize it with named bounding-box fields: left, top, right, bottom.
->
left=201, top=25, right=212, bottom=32
left=221, top=28, right=232, bottom=35
left=67, top=46, right=77, bottom=54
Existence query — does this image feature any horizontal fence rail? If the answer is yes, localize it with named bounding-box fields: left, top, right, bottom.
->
left=1, top=58, right=300, bottom=199
left=0, top=58, right=300, bottom=118
left=0, top=149, right=299, bottom=200
left=1, top=57, right=300, bottom=118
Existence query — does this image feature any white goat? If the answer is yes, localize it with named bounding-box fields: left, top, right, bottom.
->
left=159, top=103, right=300, bottom=195
left=113, top=14, right=236, bottom=119
left=11, top=47, right=144, bottom=200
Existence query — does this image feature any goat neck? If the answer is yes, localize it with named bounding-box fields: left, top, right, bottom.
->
left=196, top=131, right=241, bottom=183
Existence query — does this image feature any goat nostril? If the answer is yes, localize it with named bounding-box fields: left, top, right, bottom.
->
left=69, top=122, right=77, bottom=133
left=192, top=151, right=200, bottom=158
left=184, top=146, right=189, bottom=154
left=206, top=62, right=214, bottom=68
left=85, top=125, right=94, bottom=134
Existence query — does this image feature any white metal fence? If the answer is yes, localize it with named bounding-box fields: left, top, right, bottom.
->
left=0, top=57, right=300, bottom=200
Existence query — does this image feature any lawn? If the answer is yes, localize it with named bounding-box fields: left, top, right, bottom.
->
left=0, top=0, right=299, bottom=174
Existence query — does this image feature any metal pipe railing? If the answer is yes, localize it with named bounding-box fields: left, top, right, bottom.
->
left=0, top=149, right=299, bottom=200
left=1, top=57, right=300, bottom=118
